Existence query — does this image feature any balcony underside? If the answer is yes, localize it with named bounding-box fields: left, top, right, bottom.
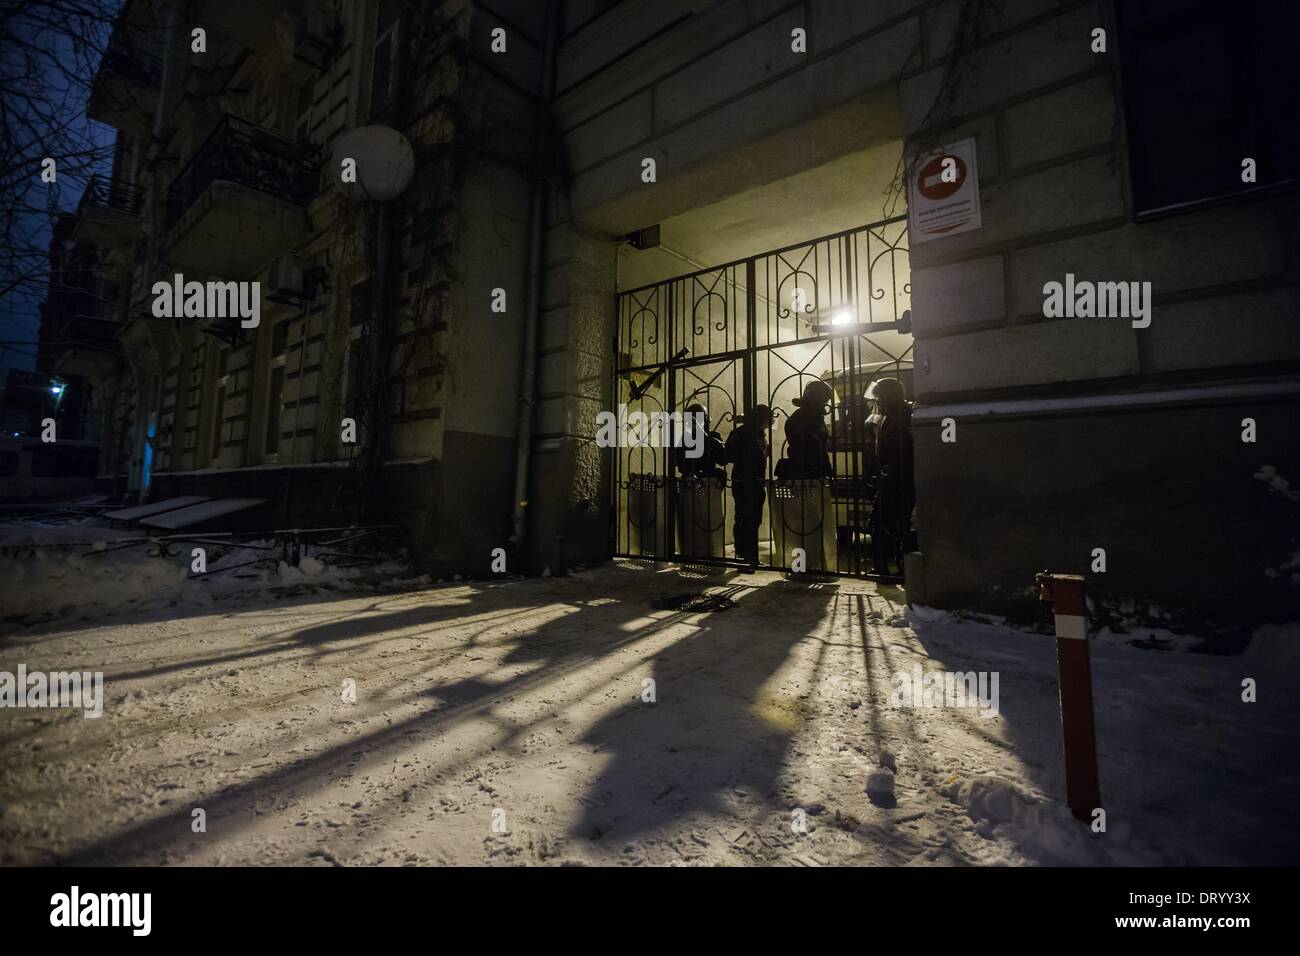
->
left=72, top=207, right=141, bottom=250
left=87, top=73, right=158, bottom=134
left=53, top=347, right=120, bottom=380
left=50, top=316, right=122, bottom=376
left=166, top=180, right=311, bottom=279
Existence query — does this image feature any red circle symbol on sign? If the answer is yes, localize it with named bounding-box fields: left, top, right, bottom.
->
left=917, top=155, right=966, bottom=201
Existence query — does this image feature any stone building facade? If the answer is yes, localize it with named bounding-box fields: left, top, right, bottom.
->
left=44, top=0, right=546, bottom=573
left=540, top=0, right=1299, bottom=630
left=42, top=0, right=1300, bottom=629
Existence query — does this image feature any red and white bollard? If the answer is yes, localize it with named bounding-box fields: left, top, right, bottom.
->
left=1036, top=571, right=1101, bottom=821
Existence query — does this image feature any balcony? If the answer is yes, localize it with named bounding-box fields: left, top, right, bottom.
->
left=165, top=115, right=318, bottom=278
left=71, top=176, right=144, bottom=249
left=86, top=20, right=162, bottom=133
left=53, top=312, right=125, bottom=362
left=41, top=287, right=124, bottom=378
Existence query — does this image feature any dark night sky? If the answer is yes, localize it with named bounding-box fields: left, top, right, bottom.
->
left=0, top=6, right=118, bottom=379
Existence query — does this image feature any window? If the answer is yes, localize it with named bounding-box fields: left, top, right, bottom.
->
left=265, top=366, right=285, bottom=455
left=184, top=343, right=205, bottom=456
left=210, top=348, right=228, bottom=462
left=271, top=319, right=290, bottom=357
left=296, top=77, right=314, bottom=146
left=349, top=280, right=370, bottom=328
left=264, top=322, right=290, bottom=457
left=345, top=341, right=362, bottom=409
left=1118, top=0, right=1300, bottom=218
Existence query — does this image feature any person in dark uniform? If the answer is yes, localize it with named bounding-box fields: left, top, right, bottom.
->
left=675, top=402, right=726, bottom=480
left=776, top=380, right=835, bottom=480
left=835, top=391, right=876, bottom=552
left=868, top=377, right=914, bottom=575
left=724, top=404, right=772, bottom=569
left=839, top=392, right=876, bottom=480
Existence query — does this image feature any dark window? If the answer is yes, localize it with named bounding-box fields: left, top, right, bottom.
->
left=265, top=366, right=285, bottom=455
left=1118, top=0, right=1300, bottom=218
left=211, top=349, right=229, bottom=460
left=210, top=390, right=226, bottom=460
left=346, top=347, right=361, bottom=407
left=350, top=280, right=371, bottom=327
left=271, top=320, right=290, bottom=357
left=297, top=77, right=315, bottom=117
left=296, top=77, right=314, bottom=145
left=0, top=451, right=17, bottom=477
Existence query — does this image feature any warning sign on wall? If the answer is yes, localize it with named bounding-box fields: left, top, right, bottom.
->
left=907, top=137, right=982, bottom=243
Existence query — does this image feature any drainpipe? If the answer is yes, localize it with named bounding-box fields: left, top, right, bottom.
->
left=152, top=2, right=187, bottom=145
left=509, top=0, right=561, bottom=550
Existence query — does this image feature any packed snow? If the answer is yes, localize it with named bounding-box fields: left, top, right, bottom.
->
left=1, top=558, right=1296, bottom=866
left=0, top=517, right=415, bottom=622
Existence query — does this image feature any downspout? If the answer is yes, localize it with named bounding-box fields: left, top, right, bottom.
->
left=151, top=2, right=185, bottom=145
left=509, top=0, right=561, bottom=549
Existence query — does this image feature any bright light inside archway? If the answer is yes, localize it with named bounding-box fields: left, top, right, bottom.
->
left=831, top=310, right=853, bottom=326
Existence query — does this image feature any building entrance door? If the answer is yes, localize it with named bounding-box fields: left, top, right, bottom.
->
left=612, top=216, right=912, bottom=579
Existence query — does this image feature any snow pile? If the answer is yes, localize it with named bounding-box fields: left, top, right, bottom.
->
left=942, top=773, right=1162, bottom=866
left=1253, top=466, right=1300, bottom=585
left=1094, top=625, right=1202, bottom=652
left=1253, top=464, right=1300, bottom=502
left=908, top=604, right=950, bottom=624
left=0, top=519, right=409, bottom=622
left=1262, top=549, right=1300, bottom=586
left=1245, top=622, right=1300, bottom=690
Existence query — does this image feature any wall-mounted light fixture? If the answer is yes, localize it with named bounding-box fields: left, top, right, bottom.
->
left=624, top=224, right=661, bottom=250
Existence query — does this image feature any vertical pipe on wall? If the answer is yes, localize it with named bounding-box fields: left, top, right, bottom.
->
left=508, top=0, right=561, bottom=550
left=151, top=2, right=184, bottom=146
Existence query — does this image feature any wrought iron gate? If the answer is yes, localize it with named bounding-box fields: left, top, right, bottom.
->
left=611, top=216, right=913, bottom=580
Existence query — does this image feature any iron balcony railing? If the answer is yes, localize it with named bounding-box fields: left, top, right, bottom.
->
left=44, top=304, right=123, bottom=357
left=46, top=268, right=126, bottom=350
left=166, top=114, right=319, bottom=229
left=55, top=313, right=125, bottom=351
left=80, top=175, right=144, bottom=216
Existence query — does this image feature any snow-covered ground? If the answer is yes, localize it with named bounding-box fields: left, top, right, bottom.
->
left=0, top=517, right=417, bottom=622
left=1, top=560, right=1296, bottom=866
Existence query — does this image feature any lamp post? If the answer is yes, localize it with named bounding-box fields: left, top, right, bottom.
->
left=332, top=124, right=415, bottom=520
